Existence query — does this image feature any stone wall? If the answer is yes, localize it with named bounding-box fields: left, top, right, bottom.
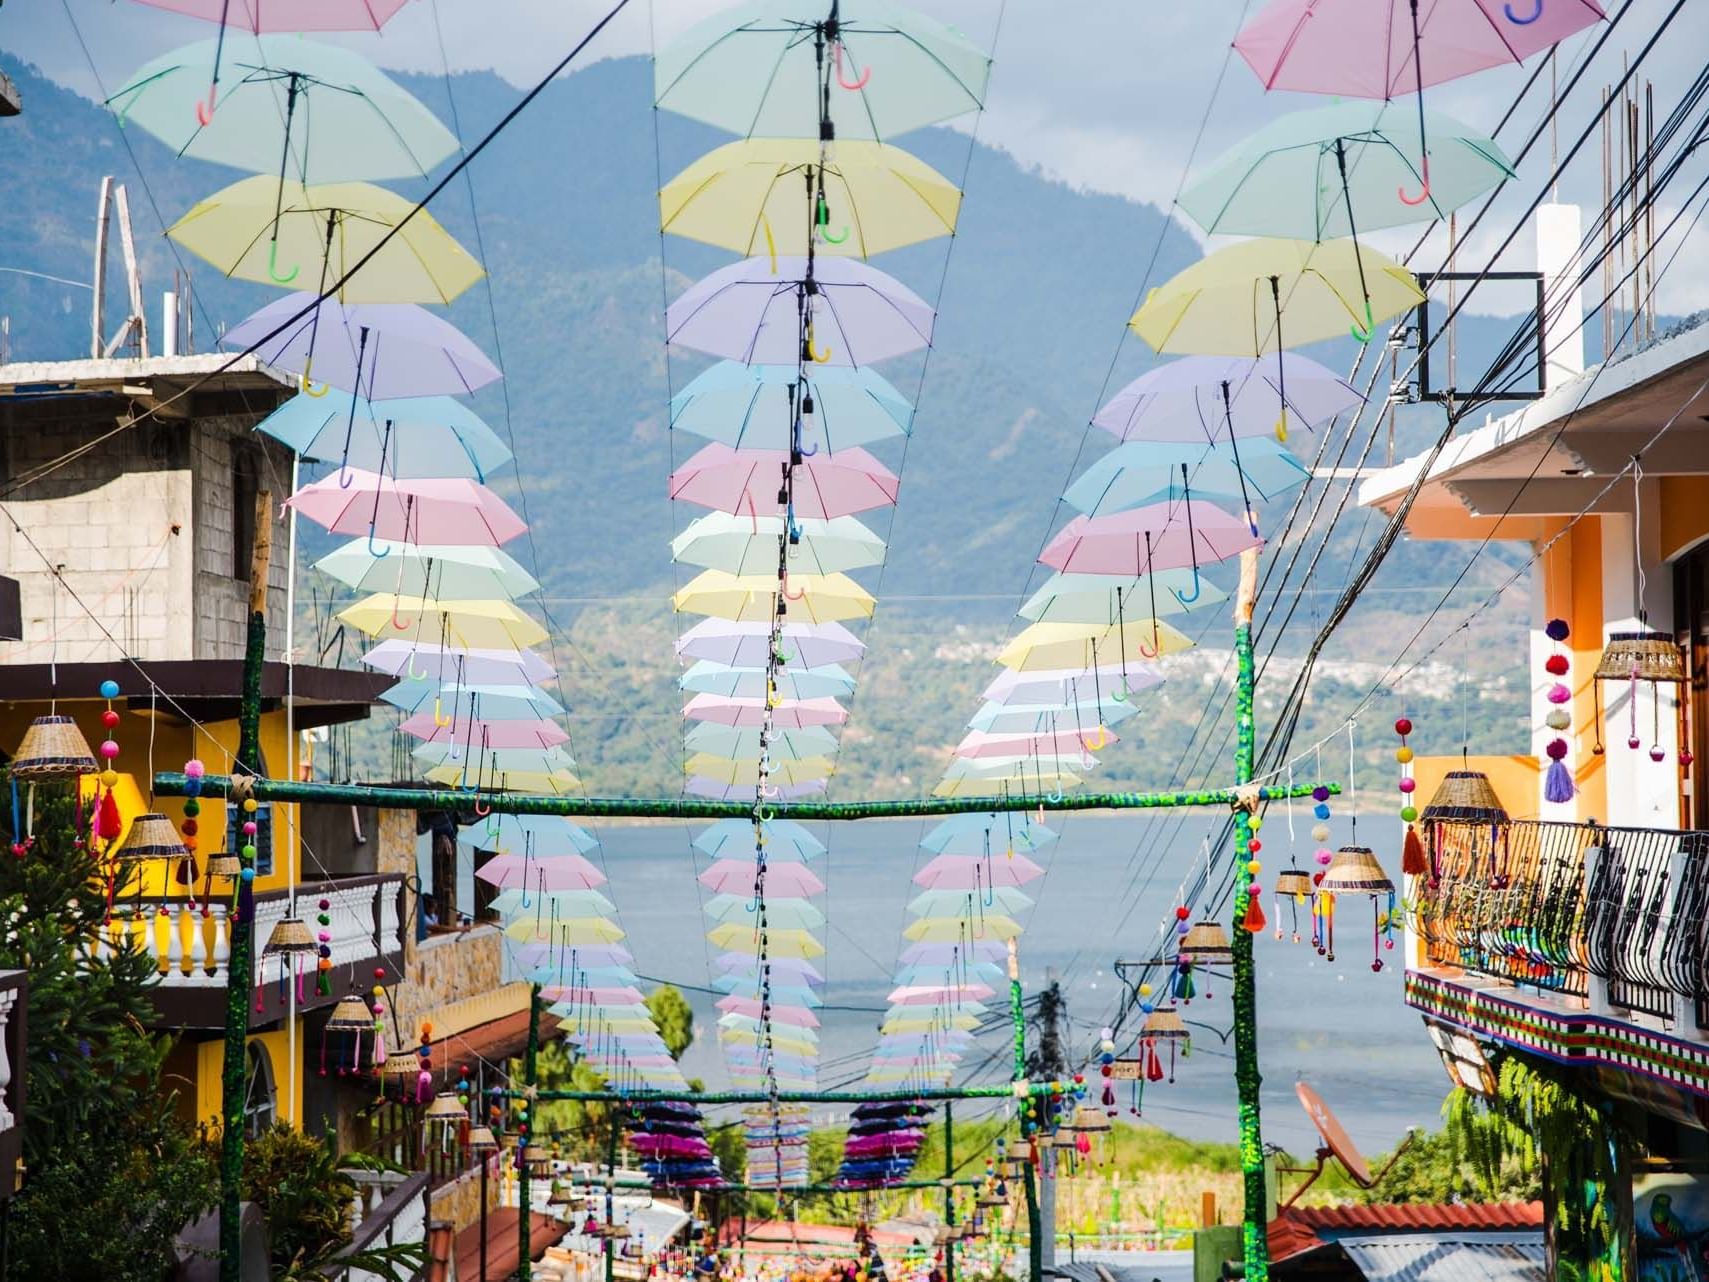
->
left=429, top=1159, right=503, bottom=1233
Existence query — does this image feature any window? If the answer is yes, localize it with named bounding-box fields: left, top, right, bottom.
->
left=232, top=447, right=259, bottom=581
left=243, top=1041, right=277, bottom=1138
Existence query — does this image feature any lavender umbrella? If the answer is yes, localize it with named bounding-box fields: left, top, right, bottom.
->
left=676, top=619, right=865, bottom=668
left=362, top=640, right=554, bottom=687
left=1094, top=354, right=1361, bottom=444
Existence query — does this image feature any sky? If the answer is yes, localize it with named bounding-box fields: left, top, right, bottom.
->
left=5, top=0, right=1707, bottom=319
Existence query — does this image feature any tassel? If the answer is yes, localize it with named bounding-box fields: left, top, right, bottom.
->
left=1145, top=1043, right=1163, bottom=1082
left=97, top=787, right=122, bottom=842
left=1172, top=965, right=1195, bottom=1003
left=317, top=964, right=333, bottom=998
left=373, top=1021, right=388, bottom=1067
left=237, top=877, right=255, bottom=926
left=1101, top=1083, right=1115, bottom=1108
left=1402, top=825, right=1427, bottom=876
left=1243, top=888, right=1266, bottom=934
left=1544, top=757, right=1576, bottom=803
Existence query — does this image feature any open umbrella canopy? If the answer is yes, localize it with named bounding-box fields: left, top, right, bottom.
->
left=707, top=923, right=825, bottom=958
left=683, top=722, right=842, bottom=759
left=223, top=294, right=501, bottom=398
left=969, top=700, right=1136, bottom=736
left=385, top=681, right=563, bottom=721
left=1064, top=438, right=1309, bottom=516
left=362, top=640, right=554, bottom=687
left=339, top=596, right=547, bottom=650
left=682, top=693, right=848, bottom=728
left=694, top=818, right=826, bottom=860
left=475, top=852, right=605, bottom=891
left=671, top=362, right=912, bottom=450
left=401, top=714, right=568, bottom=750
left=259, top=392, right=510, bottom=478
left=463, top=813, right=598, bottom=856
left=672, top=569, right=875, bottom=624
left=1182, top=100, right=1513, bottom=237
left=511, top=942, right=631, bottom=969
left=984, top=662, right=1162, bottom=707
left=655, top=1, right=991, bottom=140
left=955, top=727, right=1115, bottom=759
left=704, top=895, right=825, bottom=928
left=129, top=0, right=411, bottom=31
left=1094, top=354, right=1361, bottom=444
left=1130, top=237, right=1425, bottom=354
left=286, top=471, right=526, bottom=546
left=920, top=812, right=1056, bottom=855
left=715, top=980, right=823, bottom=1007
left=908, top=887, right=1032, bottom=916
left=503, top=916, right=626, bottom=945
left=932, top=768, right=1081, bottom=797
left=489, top=888, right=615, bottom=916
left=901, top=939, right=1006, bottom=965
left=108, top=37, right=456, bottom=180
left=661, top=139, right=961, bottom=258
left=412, top=743, right=574, bottom=775
left=1039, top=500, right=1261, bottom=575
left=998, top=618, right=1195, bottom=671
left=426, top=764, right=580, bottom=793
left=683, top=754, right=838, bottom=787
left=714, top=953, right=824, bottom=982
left=892, top=961, right=1005, bottom=984
left=672, top=512, right=886, bottom=576
left=680, top=662, right=857, bottom=702
left=669, top=444, right=899, bottom=519
left=676, top=618, right=865, bottom=668
left=318, top=542, right=538, bottom=601
left=902, top=914, right=1023, bottom=943
left=667, top=256, right=934, bottom=365
left=717, top=999, right=820, bottom=1027
left=940, top=754, right=1092, bottom=780
left=168, top=177, right=483, bottom=303
left=700, top=859, right=825, bottom=897
left=1019, top=570, right=1225, bottom=624
left=687, top=776, right=826, bottom=802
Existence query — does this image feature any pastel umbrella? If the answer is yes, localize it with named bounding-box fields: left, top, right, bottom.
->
left=655, top=2, right=990, bottom=141
left=286, top=472, right=526, bottom=546
left=490, top=889, right=615, bottom=916
left=318, top=542, right=538, bottom=600
left=677, top=619, right=864, bottom=668
left=920, top=813, right=1056, bottom=855
left=687, top=776, right=826, bottom=801
left=998, top=618, right=1194, bottom=672
left=680, top=664, right=856, bottom=702
left=901, top=940, right=1005, bottom=964
left=683, top=754, right=838, bottom=787
left=717, top=1000, right=820, bottom=1028
left=413, top=744, right=575, bottom=776
left=464, top=814, right=597, bottom=856
left=882, top=1002, right=986, bottom=1026
left=362, top=641, right=553, bottom=687
left=893, top=961, right=1006, bottom=984
left=259, top=390, right=509, bottom=478
left=667, top=257, right=934, bottom=366
left=956, top=728, right=1115, bottom=759
left=969, top=701, right=1136, bottom=736
left=705, top=896, right=825, bottom=928
left=1063, top=439, right=1309, bottom=520
left=714, top=954, right=823, bottom=982
left=339, top=597, right=546, bottom=650
left=128, top=0, right=409, bottom=30
left=714, top=982, right=823, bottom=1007
left=909, top=888, right=1031, bottom=916
left=670, top=445, right=899, bottom=519
left=1020, top=571, right=1225, bottom=624
left=672, top=570, right=874, bottom=624
left=701, top=860, right=825, bottom=897
left=984, top=663, right=1161, bottom=706
left=1039, top=501, right=1261, bottom=577
left=168, top=178, right=483, bottom=303
left=476, top=853, right=605, bottom=890
left=684, top=723, right=842, bottom=758
left=1094, top=354, right=1360, bottom=445
left=707, top=923, right=824, bottom=958
left=671, top=362, right=912, bottom=450
left=932, top=770, right=1081, bottom=798
left=511, top=943, right=631, bottom=968
left=503, top=916, right=625, bottom=944
left=683, top=694, right=847, bottom=728
left=673, top=512, right=886, bottom=576
left=940, top=755, right=1091, bottom=781
left=661, top=139, right=960, bottom=258
left=427, top=764, right=579, bottom=793
left=402, top=714, right=568, bottom=750
left=694, top=818, right=825, bottom=860
left=392, top=683, right=563, bottom=722
left=912, top=855, right=1046, bottom=893
left=224, top=294, right=501, bottom=398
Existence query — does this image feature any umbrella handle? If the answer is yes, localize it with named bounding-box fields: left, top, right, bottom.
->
left=407, top=654, right=429, bottom=680
left=195, top=85, right=217, bottom=127
left=1173, top=565, right=1203, bottom=605
left=367, top=528, right=392, bottom=559
left=1046, top=784, right=1064, bottom=804
left=390, top=599, right=414, bottom=631
left=297, top=358, right=330, bottom=399
left=1504, top=0, right=1543, bottom=21
left=806, top=324, right=833, bottom=364
left=756, top=804, right=776, bottom=822
left=1349, top=297, right=1374, bottom=345
left=1110, top=683, right=1128, bottom=703
left=267, top=239, right=300, bottom=285
left=820, top=224, right=851, bottom=245
left=1082, top=726, right=1109, bottom=751
left=472, top=795, right=491, bottom=817
left=780, top=572, right=806, bottom=602
left=833, top=41, right=872, bottom=91
left=1397, top=156, right=1431, bottom=207
left=432, top=697, right=452, bottom=728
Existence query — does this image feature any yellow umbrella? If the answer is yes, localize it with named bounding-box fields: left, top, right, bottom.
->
left=338, top=596, right=547, bottom=650
left=660, top=139, right=961, bottom=259
left=720, top=1028, right=820, bottom=1054
left=706, top=923, right=825, bottom=958
left=1130, top=237, right=1424, bottom=355
left=671, top=569, right=874, bottom=623
left=684, top=754, right=837, bottom=786
left=997, top=618, right=1194, bottom=672
left=503, top=916, right=626, bottom=944
left=882, top=1010, right=982, bottom=1033
left=903, top=915, right=1024, bottom=942
left=425, top=764, right=581, bottom=794
left=931, top=771, right=1081, bottom=798
left=169, top=176, right=484, bottom=303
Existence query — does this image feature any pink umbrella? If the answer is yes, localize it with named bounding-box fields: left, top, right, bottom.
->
left=669, top=444, right=899, bottom=518
left=677, top=619, right=865, bottom=668
left=130, top=0, right=409, bottom=30
left=287, top=470, right=526, bottom=546
left=718, top=997, right=820, bottom=1027
left=887, top=983, right=996, bottom=1004
left=541, top=986, right=645, bottom=1004
left=475, top=852, right=606, bottom=891
left=1039, top=500, right=1260, bottom=576
left=914, top=853, right=1046, bottom=889
left=683, top=694, right=848, bottom=728
left=701, top=860, right=825, bottom=897
left=400, top=714, right=568, bottom=749
left=955, top=728, right=1117, bottom=759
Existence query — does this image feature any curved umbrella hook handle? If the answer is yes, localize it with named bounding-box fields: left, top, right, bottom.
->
left=367, top=527, right=391, bottom=560
left=1046, top=784, right=1064, bottom=804
left=780, top=572, right=806, bottom=602
left=1349, top=297, right=1375, bottom=345
left=1504, top=0, right=1543, bottom=22
left=1082, top=726, right=1109, bottom=752
left=407, top=653, right=429, bottom=681
left=1110, top=682, right=1129, bottom=704
left=1397, top=155, right=1432, bottom=207
left=195, top=84, right=217, bottom=127
left=297, top=356, right=330, bottom=398
left=821, top=224, right=851, bottom=245
left=266, top=239, right=300, bottom=286
left=432, top=696, right=452, bottom=729
left=756, top=803, right=776, bottom=823
left=472, top=795, right=491, bottom=817
left=833, top=41, right=872, bottom=91
left=1173, top=565, right=1203, bottom=605
left=390, top=597, right=414, bottom=631
left=806, top=324, right=834, bottom=364
left=1136, top=631, right=1160, bottom=660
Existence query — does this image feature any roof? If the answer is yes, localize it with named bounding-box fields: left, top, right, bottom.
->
left=1268, top=1202, right=1544, bottom=1263
left=613, top=1200, right=692, bottom=1246
left=0, top=352, right=291, bottom=398
left=0, top=660, right=389, bottom=729
left=1286, top=1232, right=1546, bottom=1282
left=453, top=1208, right=569, bottom=1282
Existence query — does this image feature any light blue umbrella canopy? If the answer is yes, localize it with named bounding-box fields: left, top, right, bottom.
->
left=684, top=722, right=842, bottom=759
left=1064, top=438, right=1309, bottom=517
left=260, top=392, right=511, bottom=479
left=704, top=895, right=825, bottom=927
left=1019, top=571, right=1228, bottom=624
left=526, top=965, right=639, bottom=986
left=680, top=662, right=857, bottom=701
left=108, top=37, right=456, bottom=181
left=1180, top=101, right=1514, bottom=240
left=920, top=813, right=1057, bottom=856
left=316, top=541, right=539, bottom=600
left=655, top=1, right=990, bottom=142
left=893, top=962, right=1005, bottom=986
left=693, top=819, right=825, bottom=861
left=968, top=699, right=1140, bottom=736
left=672, top=512, right=887, bottom=577
left=909, top=887, right=1033, bottom=916
left=383, top=681, right=564, bottom=721
left=670, top=362, right=913, bottom=450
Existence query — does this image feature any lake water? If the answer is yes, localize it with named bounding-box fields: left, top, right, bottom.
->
left=538, top=811, right=1445, bottom=1159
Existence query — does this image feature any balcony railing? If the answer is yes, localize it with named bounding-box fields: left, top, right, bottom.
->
left=1414, top=818, right=1709, bottom=1029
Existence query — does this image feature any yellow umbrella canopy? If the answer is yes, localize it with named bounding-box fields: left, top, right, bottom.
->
left=671, top=569, right=875, bottom=623
left=168, top=176, right=485, bottom=303
left=337, top=596, right=548, bottom=650
left=502, top=916, right=625, bottom=944
left=683, top=754, right=838, bottom=786
left=931, top=770, right=1081, bottom=797
left=1130, top=237, right=1425, bottom=354
left=706, top=923, right=825, bottom=958
left=903, top=915, right=1024, bottom=942
left=882, top=1009, right=982, bottom=1032
left=996, top=619, right=1194, bottom=672
left=424, top=764, right=582, bottom=794
left=660, top=139, right=962, bottom=258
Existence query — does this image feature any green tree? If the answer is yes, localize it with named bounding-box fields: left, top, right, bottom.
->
left=528, top=1041, right=619, bottom=1161
left=646, top=983, right=695, bottom=1061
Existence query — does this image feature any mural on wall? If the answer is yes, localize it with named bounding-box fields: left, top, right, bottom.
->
left=1635, top=1172, right=1709, bottom=1282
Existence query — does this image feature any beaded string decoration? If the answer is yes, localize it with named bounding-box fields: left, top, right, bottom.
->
left=1242, top=806, right=1266, bottom=935
left=96, top=680, right=125, bottom=921
left=1170, top=905, right=1194, bottom=1002
left=314, top=894, right=335, bottom=996
left=1542, top=618, right=1578, bottom=802
left=371, top=966, right=390, bottom=1069
left=1308, top=753, right=1336, bottom=954
left=1097, top=1024, right=1117, bottom=1114
left=181, top=758, right=205, bottom=907
left=1396, top=718, right=1427, bottom=875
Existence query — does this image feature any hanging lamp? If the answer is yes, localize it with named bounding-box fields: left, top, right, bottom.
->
left=1317, top=846, right=1396, bottom=971
left=1273, top=867, right=1314, bottom=944
left=12, top=714, right=97, bottom=779
left=1419, top=767, right=1509, bottom=888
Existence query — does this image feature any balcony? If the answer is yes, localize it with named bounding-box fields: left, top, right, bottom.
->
left=0, top=971, right=23, bottom=1200
left=96, top=874, right=407, bottom=1029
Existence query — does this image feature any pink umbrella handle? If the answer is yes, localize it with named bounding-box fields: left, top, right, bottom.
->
left=780, top=572, right=806, bottom=602
left=390, top=598, right=413, bottom=630
left=472, top=795, right=491, bottom=817
left=1504, top=0, right=1543, bottom=22
left=833, top=41, right=872, bottom=90
left=1398, top=155, right=1432, bottom=206
left=196, top=82, right=217, bottom=126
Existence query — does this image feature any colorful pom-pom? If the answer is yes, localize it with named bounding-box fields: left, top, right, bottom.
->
left=1545, top=618, right=1570, bottom=642
left=1545, top=708, right=1572, bottom=730
left=1545, top=654, right=1570, bottom=676
left=1394, top=717, right=1412, bottom=736
left=1547, top=683, right=1572, bottom=704
left=184, top=758, right=205, bottom=778
left=1545, top=738, right=1569, bottom=761
left=99, top=679, right=120, bottom=699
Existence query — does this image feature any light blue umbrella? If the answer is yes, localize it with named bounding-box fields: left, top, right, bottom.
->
left=909, top=887, right=1032, bottom=916
left=684, top=723, right=841, bottom=759
left=968, top=699, right=1140, bottom=736
left=459, top=813, right=597, bottom=857
left=893, top=962, right=1005, bottom=986
left=692, top=819, right=825, bottom=861
left=316, top=541, right=538, bottom=600
left=260, top=392, right=511, bottom=479
left=383, top=681, right=564, bottom=721
left=704, top=895, right=825, bottom=927
left=680, top=661, right=857, bottom=701
left=1019, top=571, right=1228, bottom=625
left=920, top=813, right=1056, bottom=856
left=671, top=362, right=913, bottom=450
left=1064, top=438, right=1309, bottom=520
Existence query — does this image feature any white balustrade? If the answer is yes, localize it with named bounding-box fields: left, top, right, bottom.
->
left=0, top=984, right=17, bottom=1132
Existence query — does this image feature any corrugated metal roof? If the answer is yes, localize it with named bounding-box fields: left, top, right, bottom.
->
left=1336, top=1232, right=1545, bottom=1282
left=1292, top=1202, right=1544, bottom=1233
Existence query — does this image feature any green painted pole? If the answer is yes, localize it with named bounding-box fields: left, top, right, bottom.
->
left=220, top=488, right=271, bottom=1282
left=519, top=984, right=541, bottom=1282
left=605, top=1110, right=619, bottom=1282
left=152, top=774, right=1337, bottom=819
left=504, top=1083, right=1068, bottom=1105
left=944, top=1102, right=956, bottom=1282
left=1230, top=549, right=1269, bottom=1281
left=1009, top=940, right=1041, bottom=1282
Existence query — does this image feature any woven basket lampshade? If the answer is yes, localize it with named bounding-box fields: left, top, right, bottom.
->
left=324, top=994, right=373, bottom=1033
left=467, top=1125, right=499, bottom=1152
left=115, top=812, right=190, bottom=862
left=1140, top=1006, right=1189, bottom=1042
left=263, top=916, right=318, bottom=957
left=11, top=715, right=98, bottom=779
left=1595, top=630, right=1685, bottom=683
left=1178, top=920, right=1234, bottom=964
left=1419, top=770, right=1509, bottom=826
left=1274, top=868, right=1315, bottom=898
left=204, top=853, right=244, bottom=882
left=523, top=1145, right=552, bottom=1172
left=1319, top=846, right=1395, bottom=896
left=1066, top=1105, right=1111, bottom=1133
left=422, top=1091, right=467, bottom=1123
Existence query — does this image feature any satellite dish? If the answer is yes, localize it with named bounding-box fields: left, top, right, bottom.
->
left=1279, top=1080, right=1413, bottom=1206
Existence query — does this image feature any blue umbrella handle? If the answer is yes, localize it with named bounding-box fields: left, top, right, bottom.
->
left=1046, top=784, right=1064, bottom=804
left=367, top=527, right=391, bottom=559
left=1504, top=0, right=1543, bottom=21
left=266, top=239, right=299, bottom=285
left=1174, top=565, right=1203, bottom=605
left=834, top=41, right=872, bottom=91
left=1349, top=297, right=1374, bottom=345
